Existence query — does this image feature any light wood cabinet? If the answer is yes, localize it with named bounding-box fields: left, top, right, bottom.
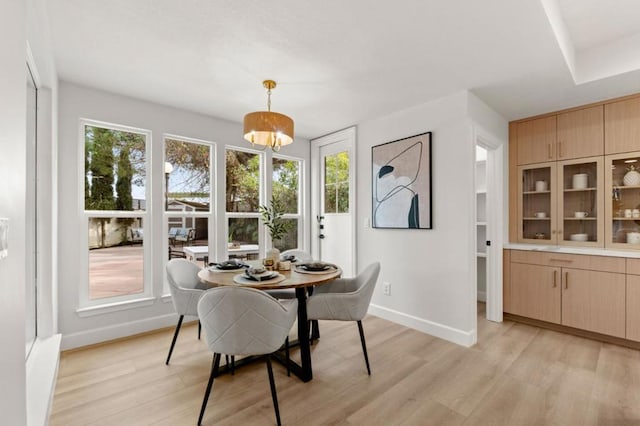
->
left=509, top=262, right=561, bottom=323
left=517, top=162, right=557, bottom=244
left=516, top=157, right=604, bottom=246
left=557, top=105, right=604, bottom=159
left=506, top=249, right=627, bottom=340
left=626, top=274, right=640, bottom=342
left=516, top=116, right=557, bottom=165
left=605, top=151, right=640, bottom=249
left=605, top=97, right=640, bottom=155
left=560, top=268, right=625, bottom=338
left=557, top=157, right=604, bottom=247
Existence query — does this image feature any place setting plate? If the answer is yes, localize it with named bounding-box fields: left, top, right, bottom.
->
left=294, top=262, right=339, bottom=275
left=233, top=267, right=286, bottom=285
left=206, top=260, right=249, bottom=273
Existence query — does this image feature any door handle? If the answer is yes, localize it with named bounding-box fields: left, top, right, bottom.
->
left=553, top=270, right=557, bottom=288
left=564, top=271, right=568, bottom=289
left=548, top=143, right=552, bottom=159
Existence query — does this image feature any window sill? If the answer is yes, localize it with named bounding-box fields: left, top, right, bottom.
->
left=76, top=296, right=156, bottom=317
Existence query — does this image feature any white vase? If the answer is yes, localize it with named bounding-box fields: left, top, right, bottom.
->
left=266, top=247, right=280, bottom=270
left=624, top=166, right=640, bottom=186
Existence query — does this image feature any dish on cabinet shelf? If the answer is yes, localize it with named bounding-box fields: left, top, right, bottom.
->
left=569, top=233, right=589, bottom=241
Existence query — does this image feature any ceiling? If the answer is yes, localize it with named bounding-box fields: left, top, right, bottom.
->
left=47, top=0, right=640, bottom=139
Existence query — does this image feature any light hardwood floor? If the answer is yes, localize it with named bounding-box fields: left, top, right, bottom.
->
left=51, top=304, right=640, bottom=425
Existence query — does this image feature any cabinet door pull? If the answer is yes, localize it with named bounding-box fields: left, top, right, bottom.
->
left=550, top=258, right=572, bottom=263
left=559, top=141, right=563, bottom=158
left=548, top=143, right=552, bottom=159
left=564, top=271, right=568, bottom=289
left=553, top=270, right=557, bottom=288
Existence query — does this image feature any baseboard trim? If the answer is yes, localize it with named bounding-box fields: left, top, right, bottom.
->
left=368, top=304, right=476, bottom=347
left=61, top=313, right=197, bottom=350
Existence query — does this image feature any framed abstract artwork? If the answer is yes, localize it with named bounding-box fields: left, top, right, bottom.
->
left=372, top=132, right=432, bottom=229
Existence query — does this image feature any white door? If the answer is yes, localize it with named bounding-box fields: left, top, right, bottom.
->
left=311, top=128, right=355, bottom=277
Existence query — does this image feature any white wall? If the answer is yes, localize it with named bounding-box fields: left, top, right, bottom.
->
left=360, top=92, right=478, bottom=345
left=359, top=91, right=507, bottom=346
left=0, top=0, right=27, bottom=423
left=58, top=82, right=310, bottom=348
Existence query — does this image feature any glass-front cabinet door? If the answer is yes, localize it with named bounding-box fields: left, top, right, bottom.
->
left=557, top=157, right=603, bottom=247
left=606, top=151, right=640, bottom=249
left=518, top=162, right=556, bottom=244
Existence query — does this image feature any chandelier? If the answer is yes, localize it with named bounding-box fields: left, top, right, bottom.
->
left=243, top=80, right=294, bottom=151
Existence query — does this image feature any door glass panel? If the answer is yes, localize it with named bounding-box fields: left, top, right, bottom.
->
left=611, top=155, right=640, bottom=245
left=522, top=166, right=551, bottom=240
left=562, top=161, right=598, bottom=243
left=323, top=151, right=349, bottom=214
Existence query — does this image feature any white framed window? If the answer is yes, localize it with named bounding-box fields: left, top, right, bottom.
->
left=78, top=119, right=152, bottom=313
left=164, top=135, right=215, bottom=293
left=225, top=147, right=263, bottom=260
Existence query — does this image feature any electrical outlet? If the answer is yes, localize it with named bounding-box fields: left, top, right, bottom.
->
left=383, top=282, right=391, bottom=296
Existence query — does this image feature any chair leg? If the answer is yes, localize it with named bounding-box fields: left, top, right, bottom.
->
left=231, top=356, right=235, bottom=375
left=285, top=337, right=290, bottom=377
left=357, top=320, right=371, bottom=376
left=198, top=353, right=221, bottom=426
left=198, top=321, right=202, bottom=340
left=266, top=357, right=282, bottom=426
left=165, top=315, right=184, bottom=365
left=311, top=319, right=320, bottom=340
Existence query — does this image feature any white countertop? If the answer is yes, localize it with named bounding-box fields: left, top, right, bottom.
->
left=504, top=243, right=640, bottom=258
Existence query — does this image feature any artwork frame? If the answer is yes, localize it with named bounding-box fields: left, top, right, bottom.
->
left=372, top=132, right=432, bottom=229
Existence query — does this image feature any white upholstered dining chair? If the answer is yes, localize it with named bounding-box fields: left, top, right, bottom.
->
left=306, top=262, right=381, bottom=375
left=197, top=286, right=298, bottom=426
left=165, top=258, right=205, bottom=365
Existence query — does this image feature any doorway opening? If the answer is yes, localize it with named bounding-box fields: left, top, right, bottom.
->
left=475, top=132, right=504, bottom=331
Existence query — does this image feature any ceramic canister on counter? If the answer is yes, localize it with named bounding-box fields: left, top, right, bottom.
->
left=572, top=173, right=588, bottom=189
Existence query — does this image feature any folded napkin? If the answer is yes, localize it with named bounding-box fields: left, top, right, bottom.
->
left=209, top=260, right=248, bottom=270
left=297, top=262, right=338, bottom=271
left=244, top=268, right=277, bottom=281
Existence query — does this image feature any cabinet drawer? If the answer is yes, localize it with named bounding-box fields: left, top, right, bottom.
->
left=510, top=250, right=625, bottom=273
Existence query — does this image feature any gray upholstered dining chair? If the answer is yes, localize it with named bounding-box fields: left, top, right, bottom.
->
left=197, top=286, right=298, bottom=426
left=306, top=262, right=381, bottom=375
left=165, top=258, right=206, bottom=365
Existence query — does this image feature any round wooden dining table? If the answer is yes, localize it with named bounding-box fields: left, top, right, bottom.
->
left=197, top=265, right=342, bottom=382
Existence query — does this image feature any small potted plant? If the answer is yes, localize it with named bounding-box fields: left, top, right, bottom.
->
left=259, top=195, right=293, bottom=267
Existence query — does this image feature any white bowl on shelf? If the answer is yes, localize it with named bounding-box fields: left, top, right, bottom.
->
left=627, top=232, right=640, bottom=244
left=569, top=233, right=588, bottom=241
